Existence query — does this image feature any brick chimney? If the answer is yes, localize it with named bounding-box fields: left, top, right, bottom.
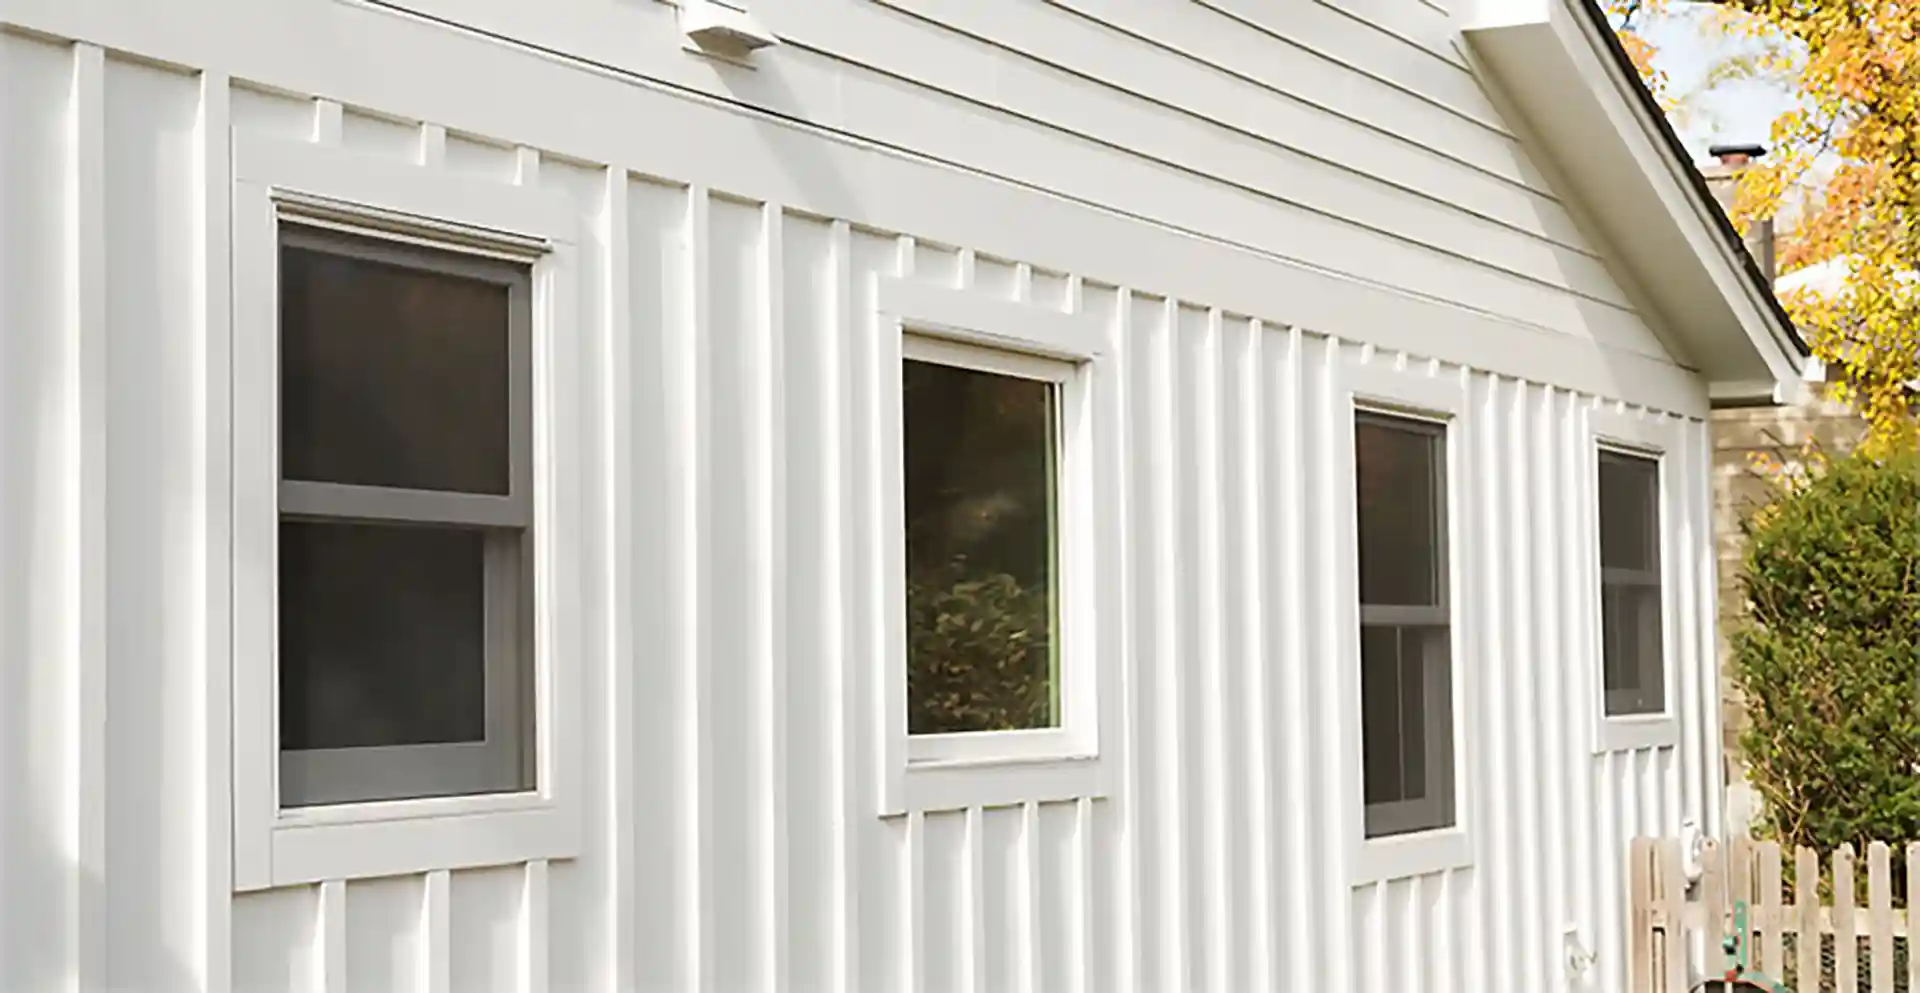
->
left=1700, top=142, right=1776, bottom=287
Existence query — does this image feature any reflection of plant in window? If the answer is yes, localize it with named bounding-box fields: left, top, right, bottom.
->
left=903, top=355, right=1059, bottom=735
left=906, top=559, right=1053, bottom=735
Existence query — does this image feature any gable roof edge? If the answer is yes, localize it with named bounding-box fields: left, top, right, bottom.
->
left=1463, top=0, right=1810, bottom=408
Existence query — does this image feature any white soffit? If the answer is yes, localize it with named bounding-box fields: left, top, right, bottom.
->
left=1463, top=0, right=1808, bottom=406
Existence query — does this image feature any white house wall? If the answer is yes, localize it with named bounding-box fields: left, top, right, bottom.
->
left=0, top=4, right=1718, bottom=992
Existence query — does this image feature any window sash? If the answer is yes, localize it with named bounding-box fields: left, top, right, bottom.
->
left=1597, top=449, right=1666, bottom=719
left=275, top=228, right=538, bottom=810
left=279, top=527, right=532, bottom=808
left=900, top=334, right=1070, bottom=741
left=277, top=222, right=536, bottom=505
left=1354, top=409, right=1449, bottom=611
left=280, top=480, right=528, bottom=529
left=1360, top=621, right=1455, bottom=838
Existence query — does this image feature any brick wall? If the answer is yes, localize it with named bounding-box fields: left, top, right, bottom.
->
left=1709, top=378, right=1864, bottom=833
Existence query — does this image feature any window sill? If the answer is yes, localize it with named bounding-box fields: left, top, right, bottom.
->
left=1351, top=826, right=1473, bottom=886
left=261, top=794, right=579, bottom=888
left=1593, top=713, right=1680, bottom=754
left=884, top=751, right=1109, bottom=817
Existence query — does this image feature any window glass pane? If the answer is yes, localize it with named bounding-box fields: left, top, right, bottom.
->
left=1360, top=625, right=1409, bottom=805
left=280, top=521, right=489, bottom=751
left=1599, top=451, right=1660, bottom=572
left=1603, top=581, right=1665, bottom=715
left=903, top=357, right=1059, bottom=735
left=1355, top=413, right=1443, bottom=607
left=280, top=235, right=514, bottom=495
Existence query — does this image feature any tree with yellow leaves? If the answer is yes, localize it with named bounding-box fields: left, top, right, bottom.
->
left=1641, top=1, right=1920, bottom=452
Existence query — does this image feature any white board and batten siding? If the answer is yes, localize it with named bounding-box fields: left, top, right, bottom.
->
left=0, top=0, right=1721, bottom=991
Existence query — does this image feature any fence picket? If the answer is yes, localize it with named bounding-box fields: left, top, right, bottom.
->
left=1839, top=845, right=1859, bottom=993
left=1799, top=846, right=1820, bottom=992
left=1759, top=841, right=1783, bottom=976
left=1630, top=838, right=1657, bottom=992
left=1907, top=845, right=1919, bottom=993
left=1870, top=842, right=1893, bottom=992
left=1661, top=838, right=1689, bottom=992
left=1703, top=838, right=1728, bottom=987
left=1731, top=837, right=1754, bottom=942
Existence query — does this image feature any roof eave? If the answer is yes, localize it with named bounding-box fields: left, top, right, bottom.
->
left=1462, top=0, right=1808, bottom=408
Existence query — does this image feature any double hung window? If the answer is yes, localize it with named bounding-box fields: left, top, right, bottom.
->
left=275, top=227, right=534, bottom=809
left=1354, top=411, right=1456, bottom=840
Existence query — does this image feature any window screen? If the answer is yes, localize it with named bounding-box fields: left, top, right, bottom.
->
left=1599, top=450, right=1664, bottom=717
left=276, top=226, right=534, bottom=808
left=1355, top=411, right=1455, bottom=839
left=902, top=354, right=1061, bottom=736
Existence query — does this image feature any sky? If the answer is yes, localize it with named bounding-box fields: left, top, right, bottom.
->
left=1635, top=3, right=1799, bottom=162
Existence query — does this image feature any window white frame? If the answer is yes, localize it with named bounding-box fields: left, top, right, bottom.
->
left=1586, top=403, right=1684, bottom=754
left=230, top=133, right=583, bottom=890
left=1334, top=353, right=1476, bottom=885
left=875, top=277, right=1116, bottom=816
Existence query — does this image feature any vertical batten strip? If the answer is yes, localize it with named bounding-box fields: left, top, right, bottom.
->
left=193, top=67, right=235, bottom=993
left=1507, top=380, right=1546, bottom=987
left=905, top=811, right=927, bottom=993
left=421, top=870, right=451, bottom=993
left=677, top=185, right=716, bottom=993
left=315, top=879, right=346, bottom=993
left=1477, top=375, right=1515, bottom=993
left=891, top=237, right=920, bottom=993
left=1363, top=885, right=1388, bottom=993
left=1533, top=388, right=1568, bottom=993
left=310, top=98, right=342, bottom=145
left=1275, top=325, right=1315, bottom=992
left=964, top=806, right=987, bottom=993
left=1072, top=796, right=1096, bottom=993
left=416, top=123, right=446, bottom=169
left=825, top=219, right=858, bottom=993
left=601, top=167, right=636, bottom=993
left=1152, top=297, right=1192, bottom=993
left=1053, top=271, right=1099, bottom=993
left=1676, top=422, right=1707, bottom=834
left=1111, top=287, right=1146, bottom=993
left=1308, top=337, right=1350, bottom=993
left=66, top=42, right=107, bottom=993
left=513, top=147, right=540, bottom=187
left=1197, top=308, right=1233, bottom=990
left=1692, top=421, right=1721, bottom=838
left=1459, top=370, right=1493, bottom=993
left=757, top=202, right=791, bottom=993
left=1241, top=320, right=1277, bottom=992
left=520, top=859, right=550, bottom=993
left=1019, top=801, right=1043, bottom=993
left=1568, top=397, right=1606, bottom=993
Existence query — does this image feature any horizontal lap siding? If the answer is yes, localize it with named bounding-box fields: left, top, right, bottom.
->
left=0, top=16, right=1722, bottom=993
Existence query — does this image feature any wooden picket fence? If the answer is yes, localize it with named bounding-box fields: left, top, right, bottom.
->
left=1630, top=836, right=1920, bottom=992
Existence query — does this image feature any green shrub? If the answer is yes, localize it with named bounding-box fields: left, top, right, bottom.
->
left=1733, top=447, right=1920, bottom=851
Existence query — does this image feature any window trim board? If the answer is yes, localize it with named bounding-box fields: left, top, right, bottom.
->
left=1334, top=350, right=1479, bottom=886
left=1586, top=403, right=1686, bottom=755
left=230, top=132, right=584, bottom=891
left=875, top=275, right=1117, bottom=816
